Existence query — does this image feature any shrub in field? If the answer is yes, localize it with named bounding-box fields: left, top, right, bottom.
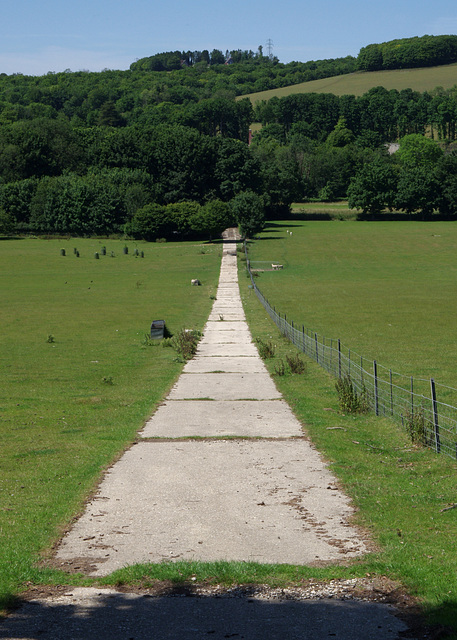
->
left=255, top=337, right=275, bottom=359
left=335, top=375, right=369, bottom=414
left=172, top=329, right=201, bottom=360
left=285, top=353, right=306, bottom=374
left=404, top=407, right=427, bottom=445
left=274, top=359, right=286, bottom=376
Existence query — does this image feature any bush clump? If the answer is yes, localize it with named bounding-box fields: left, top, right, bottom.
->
left=172, top=329, right=201, bottom=360
left=335, top=375, right=369, bottom=414
left=255, top=337, right=275, bottom=359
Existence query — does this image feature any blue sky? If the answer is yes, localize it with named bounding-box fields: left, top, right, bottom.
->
left=2, top=0, right=457, bottom=75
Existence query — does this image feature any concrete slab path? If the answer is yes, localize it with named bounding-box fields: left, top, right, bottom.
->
left=55, top=244, right=368, bottom=576
left=1, top=240, right=419, bottom=639
left=57, top=245, right=366, bottom=576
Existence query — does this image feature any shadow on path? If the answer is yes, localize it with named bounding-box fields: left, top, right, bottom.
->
left=0, top=584, right=425, bottom=640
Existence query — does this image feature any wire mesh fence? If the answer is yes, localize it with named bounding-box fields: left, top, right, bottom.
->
left=245, top=245, right=457, bottom=461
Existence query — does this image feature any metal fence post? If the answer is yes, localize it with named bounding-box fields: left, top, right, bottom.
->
left=390, top=369, right=394, bottom=416
left=315, top=333, right=319, bottom=364
left=410, top=377, right=414, bottom=416
left=430, top=378, right=441, bottom=454
left=374, top=360, right=379, bottom=416
left=338, top=339, right=342, bottom=378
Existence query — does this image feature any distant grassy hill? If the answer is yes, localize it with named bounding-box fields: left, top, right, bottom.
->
left=239, top=62, right=457, bottom=103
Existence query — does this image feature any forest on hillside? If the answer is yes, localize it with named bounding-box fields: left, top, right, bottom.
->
left=2, top=37, right=457, bottom=237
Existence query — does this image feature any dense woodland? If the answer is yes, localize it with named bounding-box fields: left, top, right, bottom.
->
left=2, top=36, right=457, bottom=237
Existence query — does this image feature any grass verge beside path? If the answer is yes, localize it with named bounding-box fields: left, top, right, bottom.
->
left=239, top=232, right=457, bottom=636
left=0, top=237, right=221, bottom=612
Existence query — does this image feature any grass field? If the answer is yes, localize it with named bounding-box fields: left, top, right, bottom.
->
left=246, top=219, right=457, bottom=392
left=291, top=201, right=358, bottom=220
left=0, top=237, right=221, bottom=609
left=238, top=222, right=457, bottom=635
left=2, top=230, right=457, bottom=636
left=238, top=62, right=457, bottom=104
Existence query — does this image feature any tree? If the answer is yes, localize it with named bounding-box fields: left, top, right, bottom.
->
left=98, top=101, right=126, bottom=127
left=435, top=153, right=457, bottom=216
left=166, top=201, right=201, bottom=237
left=347, top=157, right=398, bottom=216
left=214, top=137, right=261, bottom=200
left=395, top=166, right=441, bottom=215
left=229, top=191, right=265, bottom=238
left=125, top=203, right=172, bottom=241
left=325, top=116, right=354, bottom=147
left=396, top=133, right=443, bottom=168
left=191, top=199, right=233, bottom=239
left=0, top=208, right=14, bottom=235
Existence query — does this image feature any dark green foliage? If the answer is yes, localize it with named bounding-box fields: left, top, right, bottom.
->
left=0, top=208, right=14, bottom=235
left=191, top=200, right=234, bottom=239
left=357, top=35, right=457, bottom=71
left=347, top=156, right=398, bottom=215
left=4, top=44, right=457, bottom=232
left=395, top=166, right=441, bottom=215
left=230, top=191, right=265, bottom=238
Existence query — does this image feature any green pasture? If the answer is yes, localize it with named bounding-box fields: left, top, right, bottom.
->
left=239, top=225, right=457, bottom=635
left=2, top=229, right=457, bottom=636
left=291, top=201, right=358, bottom=220
left=0, top=237, right=221, bottom=608
left=246, top=219, right=457, bottom=398
left=238, top=62, right=457, bottom=104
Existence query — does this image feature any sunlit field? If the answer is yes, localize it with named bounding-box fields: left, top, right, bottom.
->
left=0, top=237, right=221, bottom=608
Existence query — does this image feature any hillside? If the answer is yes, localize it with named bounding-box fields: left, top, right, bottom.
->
left=239, top=62, right=457, bottom=104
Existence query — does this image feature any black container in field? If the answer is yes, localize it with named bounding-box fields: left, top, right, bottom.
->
left=150, top=320, right=165, bottom=340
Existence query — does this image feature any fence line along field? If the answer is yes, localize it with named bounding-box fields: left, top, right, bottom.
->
left=239, top=220, right=457, bottom=634
left=246, top=220, right=457, bottom=392
left=0, top=237, right=221, bottom=610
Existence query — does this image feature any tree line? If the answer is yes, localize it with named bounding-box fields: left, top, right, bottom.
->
left=2, top=41, right=457, bottom=237
left=357, top=35, right=457, bottom=72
